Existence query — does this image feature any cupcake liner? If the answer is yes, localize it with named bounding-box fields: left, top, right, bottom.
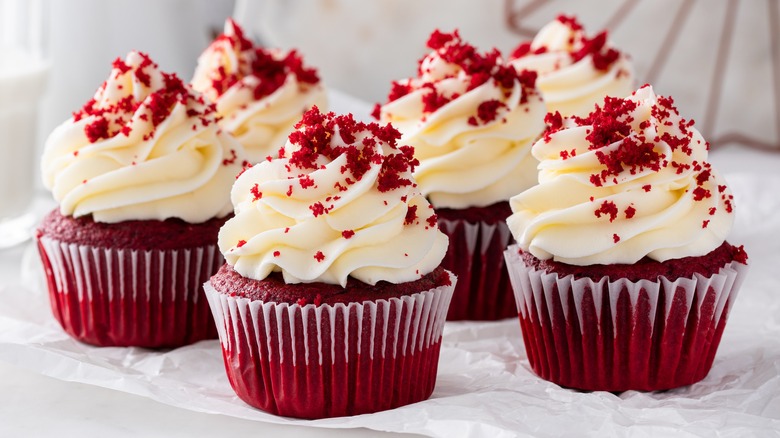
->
left=438, top=216, right=515, bottom=320
left=204, top=272, right=455, bottom=419
left=36, top=235, right=221, bottom=348
left=504, top=244, right=748, bottom=391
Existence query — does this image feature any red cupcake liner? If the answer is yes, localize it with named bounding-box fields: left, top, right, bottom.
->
left=36, top=235, right=221, bottom=348
left=504, top=245, right=748, bottom=392
left=438, top=216, right=516, bottom=320
left=204, top=272, right=455, bottom=419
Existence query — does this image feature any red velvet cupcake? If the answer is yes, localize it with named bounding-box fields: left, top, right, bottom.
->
left=504, top=85, right=749, bottom=391
left=376, top=30, right=546, bottom=320
left=205, top=108, right=455, bottom=418
left=36, top=52, right=247, bottom=348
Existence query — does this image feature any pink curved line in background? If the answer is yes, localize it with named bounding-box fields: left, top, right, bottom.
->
left=702, top=0, right=737, bottom=140
left=644, top=0, right=695, bottom=86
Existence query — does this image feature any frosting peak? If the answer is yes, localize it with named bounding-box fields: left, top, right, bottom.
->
left=377, top=30, right=546, bottom=209
left=509, top=15, right=634, bottom=117
left=507, top=85, right=736, bottom=265
left=192, top=19, right=327, bottom=163
left=42, top=51, right=246, bottom=223
left=219, top=107, right=448, bottom=286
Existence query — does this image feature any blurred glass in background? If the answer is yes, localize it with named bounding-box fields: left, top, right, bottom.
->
left=0, top=0, right=48, bottom=247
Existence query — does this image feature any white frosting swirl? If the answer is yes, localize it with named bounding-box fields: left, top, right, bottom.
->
left=507, top=85, right=735, bottom=265
left=378, top=31, right=546, bottom=209
left=191, top=19, right=327, bottom=163
left=509, top=16, right=634, bottom=118
left=219, top=108, right=448, bottom=286
left=41, top=51, right=246, bottom=223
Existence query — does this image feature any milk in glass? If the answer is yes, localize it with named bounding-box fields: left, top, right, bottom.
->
left=0, top=0, right=48, bottom=246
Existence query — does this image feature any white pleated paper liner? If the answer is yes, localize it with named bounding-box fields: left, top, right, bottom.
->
left=438, top=215, right=516, bottom=320
left=36, top=235, right=222, bottom=348
left=503, top=244, right=749, bottom=392
left=204, top=270, right=456, bottom=419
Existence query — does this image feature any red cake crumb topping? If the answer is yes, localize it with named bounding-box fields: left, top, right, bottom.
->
left=543, top=111, right=564, bottom=143
left=73, top=52, right=217, bottom=144
left=595, top=200, right=618, bottom=222
left=509, top=41, right=547, bottom=60
left=509, top=14, right=622, bottom=72
left=313, top=251, right=325, bottom=262
left=556, top=14, right=584, bottom=31
left=693, top=186, right=711, bottom=201
left=547, top=89, right=711, bottom=192
left=341, top=230, right=355, bottom=239
left=404, top=205, right=418, bottom=225
left=376, top=29, right=537, bottom=122
left=286, top=106, right=418, bottom=197
left=210, top=263, right=452, bottom=304
left=205, top=19, right=320, bottom=99
left=250, top=183, right=263, bottom=200
left=572, top=31, right=619, bottom=71
left=470, top=100, right=506, bottom=126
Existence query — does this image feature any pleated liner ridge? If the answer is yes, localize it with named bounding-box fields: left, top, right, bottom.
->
left=36, top=235, right=221, bottom=348
left=204, top=273, right=455, bottom=419
left=504, top=245, right=748, bottom=392
left=439, top=216, right=516, bottom=320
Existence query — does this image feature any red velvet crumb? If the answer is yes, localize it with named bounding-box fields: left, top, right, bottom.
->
left=594, top=200, right=618, bottom=222
left=205, top=20, right=320, bottom=100
left=404, top=205, right=418, bottom=225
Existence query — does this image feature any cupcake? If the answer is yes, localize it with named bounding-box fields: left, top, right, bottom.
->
left=36, top=51, right=247, bottom=348
left=375, top=30, right=545, bottom=320
left=204, top=107, right=455, bottom=418
left=508, top=14, right=634, bottom=118
left=191, top=18, right=327, bottom=164
left=504, top=85, right=749, bottom=391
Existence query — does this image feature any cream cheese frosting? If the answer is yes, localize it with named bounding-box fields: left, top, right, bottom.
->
left=219, top=107, right=448, bottom=286
left=41, top=51, right=246, bottom=224
left=507, top=85, right=735, bottom=265
left=377, top=30, right=546, bottom=209
left=192, top=19, right=327, bottom=163
left=509, top=15, right=634, bottom=118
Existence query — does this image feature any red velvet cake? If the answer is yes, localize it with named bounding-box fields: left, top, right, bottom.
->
left=36, top=51, right=246, bottom=348
left=37, top=210, right=225, bottom=347
left=204, top=108, right=455, bottom=418
left=504, top=85, right=749, bottom=391
left=208, top=264, right=453, bottom=418
left=509, top=243, right=747, bottom=391
left=436, top=201, right=517, bottom=320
